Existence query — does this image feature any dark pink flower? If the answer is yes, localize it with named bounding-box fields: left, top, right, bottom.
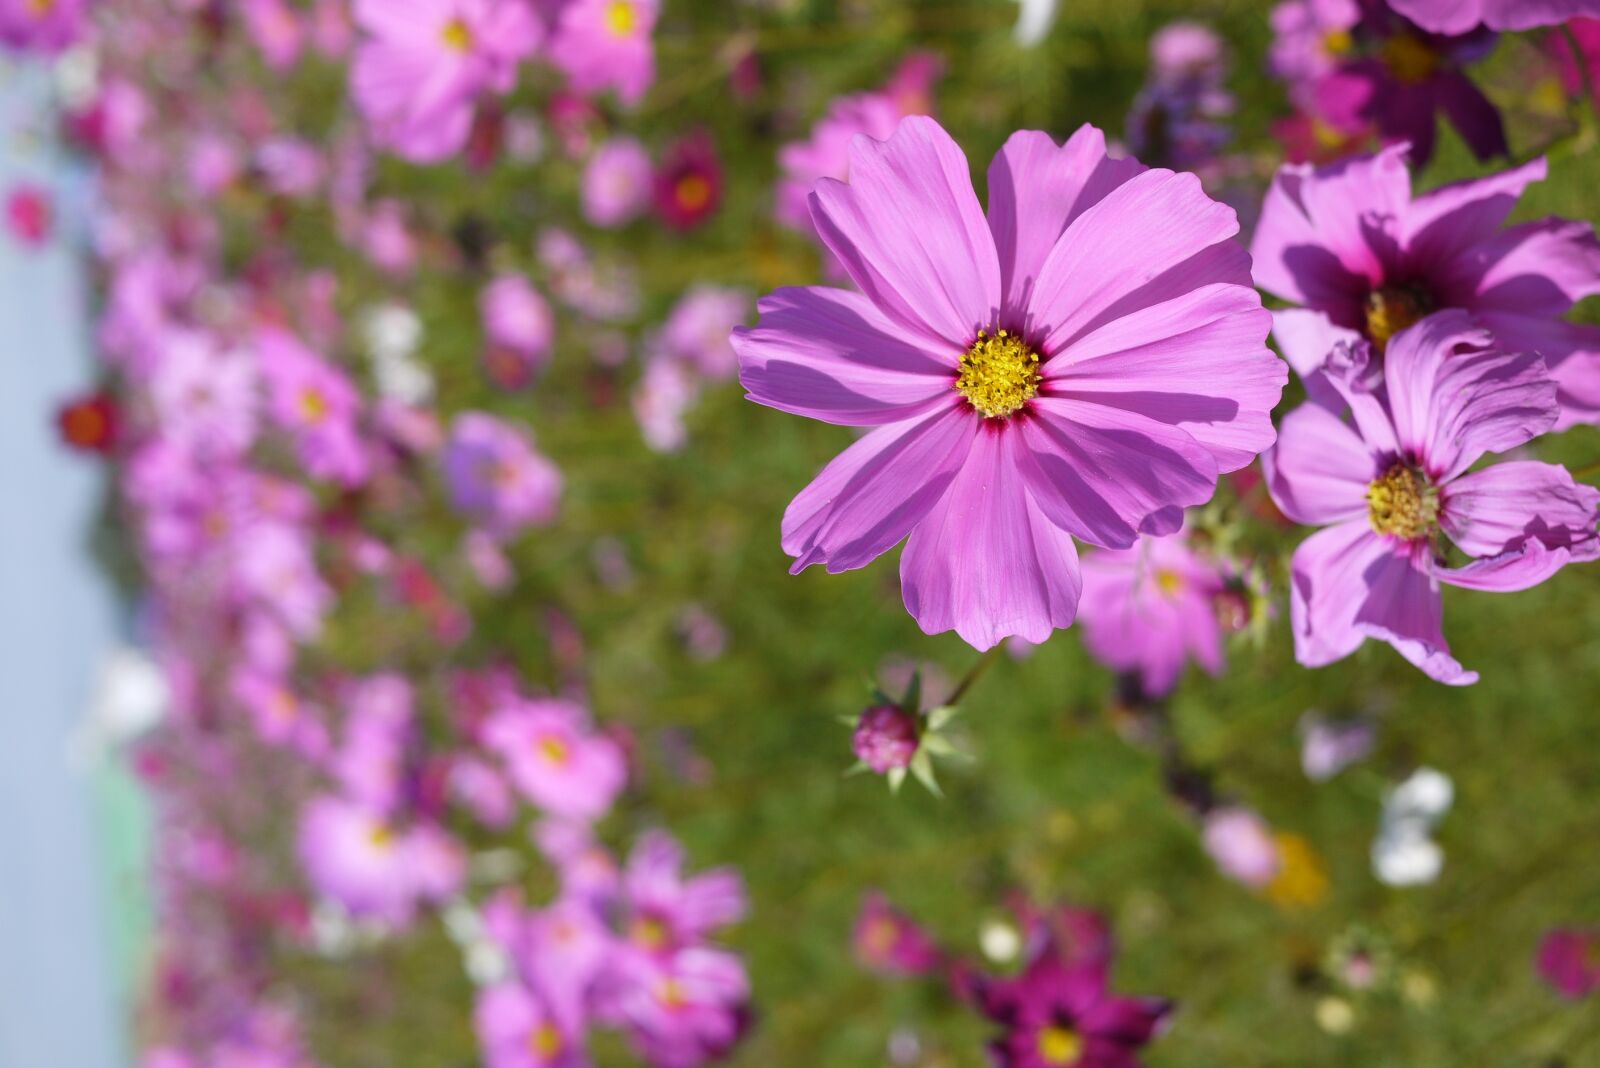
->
left=852, top=704, right=920, bottom=773
left=1536, top=928, right=1600, bottom=999
left=654, top=132, right=722, bottom=231
left=853, top=892, right=944, bottom=976
left=5, top=183, right=53, bottom=248
left=1392, top=0, right=1600, bottom=34
left=734, top=117, right=1283, bottom=649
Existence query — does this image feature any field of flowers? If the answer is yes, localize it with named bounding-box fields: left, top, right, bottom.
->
left=7, top=0, right=1600, bottom=1065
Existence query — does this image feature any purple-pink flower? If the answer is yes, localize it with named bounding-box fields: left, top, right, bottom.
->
left=1391, top=0, right=1600, bottom=34
left=442, top=412, right=563, bottom=538
left=1251, top=146, right=1600, bottom=428
left=1077, top=529, right=1233, bottom=698
left=350, top=0, right=540, bottom=163
left=0, top=0, right=86, bottom=53
left=1265, top=313, right=1600, bottom=684
left=481, top=273, right=555, bottom=387
left=582, top=136, right=654, bottom=227
left=481, top=698, right=626, bottom=821
left=474, top=982, right=587, bottom=1068
left=853, top=891, right=945, bottom=977
left=851, top=704, right=920, bottom=773
left=1536, top=928, right=1600, bottom=999
left=549, top=0, right=658, bottom=106
left=733, top=117, right=1284, bottom=649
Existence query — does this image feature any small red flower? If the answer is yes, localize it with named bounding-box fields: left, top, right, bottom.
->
left=56, top=391, right=119, bottom=454
left=6, top=183, right=54, bottom=248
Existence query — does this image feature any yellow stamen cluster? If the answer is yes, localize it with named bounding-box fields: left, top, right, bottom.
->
left=1367, top=463, right=1439, bottom=540
left=440, top=17, right=473, bottom=52
left=1036, top=1025, right=1085, bottom=1066
left=1154, top=569, right=1185, bottom=597
left=1382, top=33, right=1439, bottom=83
left=27, top=0, right=57, bottom=14
left=605, top=0, right=637, bottom=36
left=1364, top=285, right=1432, bottom=351
left=529, top=1024, right=564, bottom=1058
left=956, top=329, right=1040, bottom=419
left=538, top=735, right=572, bottom=765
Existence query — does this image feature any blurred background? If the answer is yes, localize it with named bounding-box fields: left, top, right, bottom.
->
left=3, top=1, right=1600, bottom=1066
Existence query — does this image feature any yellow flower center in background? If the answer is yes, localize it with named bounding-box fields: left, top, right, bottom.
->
left=1368, top=463, right=1438, bottom=540
left=440, top=17, right=473, bottom=52
left=605, top=0, right=637, bottom=36
left=529, top=1024, right=563, bottom=1057
left=538, top=734, right=572, bottom=765
left=631, top=915, right=670, bottom=949
left=1363, top=285, right=1432, bottom=351
left=1036, top=1025, right=1084, bottom=1065
left=368, top=822, right=395, bottom=849
left=1382, top=33, right=1438, bottom=83
left=957, top=330, right=1040, bottom=419
left=27, top=0, right=57, bottom=15
left=298, top=387, right=329, bottom=424
left=1155, top=569, right=1185, bottom=596
left=1323, top=28, right=1353, bottom=56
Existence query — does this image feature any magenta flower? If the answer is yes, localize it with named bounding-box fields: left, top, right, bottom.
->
left=733, top=117, right=1284, bottom=649
left=474, top=982, right=586, bottom=1068
left=603, top=947, right=750, bottom=1068
left=653, top=132, right=723, bottom=232
left=482, top=699, right=626, bottom=821
left=5, top=182, right=52, bottom=247
left=1251, top=146, right=1600, bottom=429
left=350, top=0, right=540, bottom=163
left=549, top=0, right=658, bottom=106
left=1536, top=928, right=1600, bottom=999
left=966, top=942, right=1172, bottom=1068
left=0, top=0, right=86, bottom=53
left=242, top=0, right=305, bottom=71
left=1265, top=313, right=1600, bottom=684
left=853, top=891, right=945, bottom=977
left=1391, top=0, right=1600, bottom=34
left=851, top=704, right=920, bottom=773
left=442, top=412, right=563, bottom=538
left=1312, top=1, right=1505, bottom=165
left=1077, top=529, right=1231, bottom=698
left=481, top=273, right=555, bottom=388
left=619, top=831, right=746, bottom=956
left=582, top=136, right=654, bottom=227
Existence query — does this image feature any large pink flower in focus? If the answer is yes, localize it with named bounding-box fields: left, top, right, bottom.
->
left=1266, top=312, right=1600, bottom=685
left=1251, top=145, right=1600, bottom=428
left=1390, top=0, right=1600, bottom=34
left=350, top=0, right=540, bottom=163
left=733, top=117, right=1285, bottom=650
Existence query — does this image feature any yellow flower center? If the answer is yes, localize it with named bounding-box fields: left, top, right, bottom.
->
left=368, top=822, right=395, bottom=849
left=604, top=0, right=636, bottom=36
left=675, top=174, right=712, bottom=211
left=656, top=977, right=688, bottom=1011
left=1323, top=28, right=1353, bottom=56
left=441, top=17, right=473, bottom=52
left=1382, top=33, right=1439, bottom=83
left=1154, top=569, right=1185, bottom=596
left=298, top=386, right=329, bottom=424
left=27, top=0, right=57, bottom=14
left=631, top=915, right=670, bottom=950
left=1363, top=285, right=1432, bottom=352
left=956, top=329, right=1040, bottom=419
left=1036, top=1025, right=1084, bottom=1065
left=1367, top=463, right=1438, bottom=540
left=538, top=734, right=571, bottom=765
left=529, top=1024, right=563, bottom=1058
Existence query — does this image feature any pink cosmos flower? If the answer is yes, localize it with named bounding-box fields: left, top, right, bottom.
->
left=481, top=273, right=555, bottom=387
left=242, top=0, right=305, bottom=70
left=632, top=354, right=695, bottom=453
left=0, top=0, right=86, bottom=53
left=258, top=327, right=370, bottom=486
left=653, top=132, right=722, bottom=232
left=582, top=136, right=653, bottom=227
left=1536, top=928, right=1600, bottom=999
left=853, top=891, right=945, bottom=976
left=296, top=795, right=446, bottom=924
left=603, top=947, right=750, bottom=1068
left=549, top=0, right=658, bottom=106
left=150, top=328, right=259, bottom=460
left=658, top=286, right=748, bottom=379
left=1077, top=529, right=1231, bottom=698
left=732, top=117, right=1284, bottom=650
left=1265, top=313, right=1600, bottom=684
left=474, top=982, right=587, bottom=1068
left=1391, top=0, right=1600, bottom=34
left=361, top=198, right=416, bottom=276
left=442, top=412, right=563, bottom=537
left=1202, top=807, right=1283, bottom=888
left=482, top=699, right=626, bottom=821
left=5, top=183, right=52, bottom=247
left=350, top=0, right=541, bottom=163
left=619, top=831, right=746, bottom=956
left=1269, top=0, right=1361, bottom=107
left=1251, top=146, right=1600, bottom=429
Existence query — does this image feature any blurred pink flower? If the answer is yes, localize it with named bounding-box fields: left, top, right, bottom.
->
left=1536, top=928, right=1600, bottom=999
left=5, top=183, right=53, bottom=248
left=549, top=0, right=658, bottom=105
left=483, top=699, right=626, bottom=821
left=0, top=0, right=87, bottom=52
left=258, top=327, right=371, bottom=487
left=242, top=0, right=305, bottom=70
left=1203, top=807, right=1282, bottom=888
left=442, top=411, right=563, bottom=537
left=1391, top=0, right=1600, bottom=34
left=853, top=892, right=945, bottom=976
left=582, top=136, right=653, bottom=227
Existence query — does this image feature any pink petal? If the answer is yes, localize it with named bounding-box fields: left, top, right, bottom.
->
left=1441, top=460, right=1600, bottom=560
left=733, top=286, right=954, bottom=426
left=1447, top=218, right=1600, bottom=317
left=1351, top=541, right=1475, bottom=685
left=1289, top=520, right=1390, bottom=669
left=1270, top=308, right=1362, bottom=380
left=1265, top=402, right=1375, bottom=526
left=1018, top=398, right=1219, bottom=549
left=1045, top=282, right=1284, bottom=472
left=1435, top=540, right=1573, bottom=593
left=808, top=116, right=1001, bottom=350
left=899, top=429, right=1082, bottom=650
left=1476, top=312, right=1600, bottom=431
left=781, top=403, right=978, bottom=574
left=1403, top=157, right=1546, bottom=271
left=1382, top=312, right=1556, bottom=481
left=1027, top=169, right=1244, bottom=356
left=985, top=125, right=1144, bottom=323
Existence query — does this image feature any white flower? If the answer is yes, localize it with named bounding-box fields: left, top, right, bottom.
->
left=1013, top=0, right=1060, bottom=47
left=979, top=918, right=1021, bottom=964
left=362, top=302, right=433, bottom=405
left=68, top=646, right=168, bottom=767
left=1371, top=767, right=1452, bottom=887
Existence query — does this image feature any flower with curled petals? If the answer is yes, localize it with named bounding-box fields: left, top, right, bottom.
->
left=733, top=116, right=1285, bottom=650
